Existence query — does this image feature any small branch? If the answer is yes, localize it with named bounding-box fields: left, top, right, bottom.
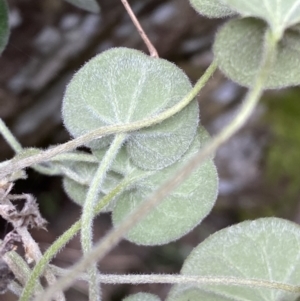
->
left=120, top=0, right=158, bottom=58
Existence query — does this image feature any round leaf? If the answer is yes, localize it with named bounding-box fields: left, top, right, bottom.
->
left=64, top=0, right=100, bottom=13
left=189, top=0, right=235, bottom=18
left=0, top=0, right=9, bottom=55
left=221, top=0, right=300, bottom=38
left=62, top=47, right=199, bottom=170
left=123, top=293, right=161, bottom=301
left=112, top=128, right=218, bottom=245
left=168, top=218, right=300, bottom=301
left=214, top=18, right=300, bottom=88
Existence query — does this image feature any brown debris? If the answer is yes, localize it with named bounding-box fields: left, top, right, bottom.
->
left=0, top=180, right=47, bottom=230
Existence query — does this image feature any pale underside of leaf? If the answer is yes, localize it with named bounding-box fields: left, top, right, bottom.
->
left=214, top=18, right=300, bottom=88
left=221, top=0, right=300, bottom=38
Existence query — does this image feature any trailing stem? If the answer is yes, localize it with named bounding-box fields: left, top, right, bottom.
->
left=80, top=133, right=126, bottom=301
left=35, top=29, right=278, bottom=301
left=51, top=270, right=300, bottom=294
left=19, top=177, right=133, bottom=301
left=0, top=61, right=217, bottom=179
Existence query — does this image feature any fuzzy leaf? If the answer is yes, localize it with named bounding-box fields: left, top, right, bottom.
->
left=189, top=0, right=234, bottom=18
left=221, top=0, right=300, bottom=38
left=214, top=18, right=300, bottom=88
left=62, top=47, right=198, bottom=170
left=112, top=128, right=218, bottom=245
left=123, top=293, right=161, bottom=301
left=64, top=0, right=100, bottom=13
left=0, top=0, right=9, bottom=55
left=168, top=218, right=300, bottom=301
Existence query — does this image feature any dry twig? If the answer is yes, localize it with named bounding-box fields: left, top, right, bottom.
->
left=120, top=0, right=159, bottom=57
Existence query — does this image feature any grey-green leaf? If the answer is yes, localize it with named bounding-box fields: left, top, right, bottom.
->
left=221, top=0, right=300, bottom=39
left=0, top=0, right=9, bottom=55
left=64, top=0, right=100, bottom=13
left=123, top=293, right=161, bottom=301
left=214, top=18, right=300, bottom=88
left=189, top=0, right=234, bottom=18
left=112, top=128, right=218, bottom=245
left=168, top=218, right=300, bottom=301
left=62, top=47, right=199, bottom=170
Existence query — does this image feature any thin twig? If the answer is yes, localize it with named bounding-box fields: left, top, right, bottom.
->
left=120, top=0, right=158, bottom=57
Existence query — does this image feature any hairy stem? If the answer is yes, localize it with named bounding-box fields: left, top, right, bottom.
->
left=93, top=274, right=300, bottom=292
left=35, top=30, right=277, bottom=301
left=81, top=133, right=125, bottom=301
left=0, top=118, right=22, bottom=153
left=17, top=227, right=65, bottom=301
left=51, top=270, right=300, bottom=294
left=19, top=177, right=132, bottom=301
left=0, top=61, right=217, bottom=179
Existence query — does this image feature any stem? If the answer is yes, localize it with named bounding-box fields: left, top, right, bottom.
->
left=0, top=61, right=217, bottom=179
left=19, top=177, right=132, bottom=301
left=120, top=0, right=158, bottom=57
left=51, top=270, right=300, bottom=294
left=81, top=133, right=125, bottom=301
left=93, top=274, right=300, bottom=292
left=35, top=30, right=277, bottom=301
left=0, top=118, right=22, bottom=153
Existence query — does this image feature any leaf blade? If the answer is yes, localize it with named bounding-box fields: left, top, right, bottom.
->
left=221, top=0, right=300, bottom=37
left=213, top=18, right=300, bottom=88
left=168, top=218, right=300, bottom=301
left=62, top=47, right=199, bottom=170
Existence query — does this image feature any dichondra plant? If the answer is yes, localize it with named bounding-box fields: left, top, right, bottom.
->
left=1, top=0, right=300, bottom=300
